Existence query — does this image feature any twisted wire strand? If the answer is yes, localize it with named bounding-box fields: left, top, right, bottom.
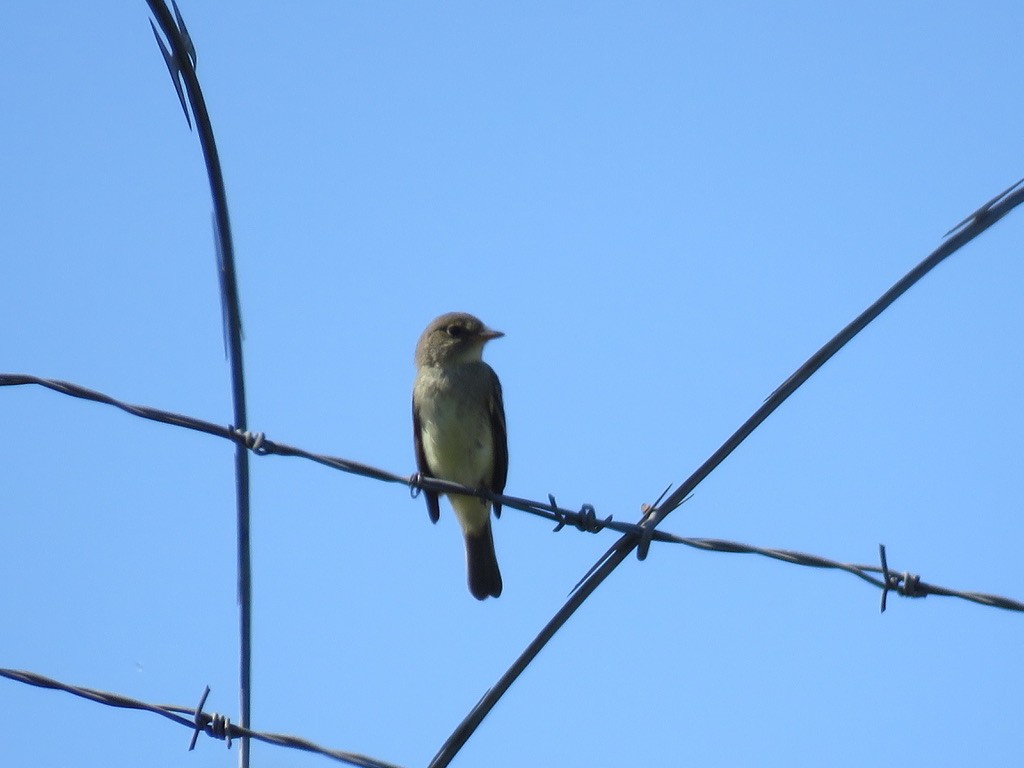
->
left=9, top=1, right=1023, bottom=764
left=2, top=372, right=1020, bottom=615
left=0, top=669, right=403, bottom=768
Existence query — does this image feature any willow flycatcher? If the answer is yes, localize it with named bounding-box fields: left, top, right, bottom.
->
left=413, top=312, right=508, bottom=599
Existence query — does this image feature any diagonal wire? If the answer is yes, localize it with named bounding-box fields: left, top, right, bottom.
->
left=7, top=166, right=1024, bottom=753
left=641, top=174, right=1024, bottom=548
left=426, top=175, right=1024, bottom=768
left=145, top=3, right=253, bottom=767
left=0, top=669, right=403, bottom=768
left=7, top=5, right=1016, bottom=767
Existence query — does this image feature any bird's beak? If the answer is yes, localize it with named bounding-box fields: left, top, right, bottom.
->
left=479, top=328, right=504, bottom=342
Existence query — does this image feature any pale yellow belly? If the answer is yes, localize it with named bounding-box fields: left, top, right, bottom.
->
left=419, top=391, right=494, bottom=534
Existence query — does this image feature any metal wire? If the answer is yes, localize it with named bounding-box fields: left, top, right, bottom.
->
left=642, top=173, right=1024, bottom=548
left=426, top=175, right=1024, bottom=768
left=0, top=669, right=402, bottom=768
left=2, top=372, right=1020, bottom=616
left=145, top=3, right=253, bottom=766
left=6, top=3, right=1022, bottom=767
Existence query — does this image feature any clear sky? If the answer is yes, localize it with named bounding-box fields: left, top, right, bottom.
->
left=3, top=3, right=1022, bottom=767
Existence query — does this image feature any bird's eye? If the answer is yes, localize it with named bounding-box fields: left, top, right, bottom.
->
left=445, top=325, right=464, bottom=338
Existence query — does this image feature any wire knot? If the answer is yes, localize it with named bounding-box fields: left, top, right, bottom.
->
left=189, top=686, right=232, bottom=751
left=203, top=712, right=233, bottom=746
left=878, top=544, right=926, bottom=612
left=231, top=427, right=267, bottom=454
left=550, top=494, right=610, bottom=534
left=408, top=472, right=423, bottom=499
left=899, top=571, right=924, bottom=598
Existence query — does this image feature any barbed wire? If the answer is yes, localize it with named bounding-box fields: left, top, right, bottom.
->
left=667, top=540, right=1024, bottom=612
left=2, top=213, right=1019, bottom=761
left=7, top=1, right=1023, bottom=766
left=137, top=3, right=1024, bottom=768
left=2, top=372, right=1020, bottom=617
left=0, top=668, right=402, bottom=768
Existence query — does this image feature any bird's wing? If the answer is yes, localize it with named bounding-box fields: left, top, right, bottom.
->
left=488, top=367, right=509, bottom=518
left=412, top=395, right=441, bottom=523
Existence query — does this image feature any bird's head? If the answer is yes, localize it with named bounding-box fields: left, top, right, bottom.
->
left=415, top=312, right=504, bottom=367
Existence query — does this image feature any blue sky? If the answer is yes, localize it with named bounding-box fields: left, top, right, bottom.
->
left=3, top=3, right=1022, bottom=767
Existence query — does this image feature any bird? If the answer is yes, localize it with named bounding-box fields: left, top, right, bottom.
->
left=412, top=312, right=508, bottom=599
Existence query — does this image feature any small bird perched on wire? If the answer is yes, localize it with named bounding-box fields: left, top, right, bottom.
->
left=412, top=312, right=508, bottom=599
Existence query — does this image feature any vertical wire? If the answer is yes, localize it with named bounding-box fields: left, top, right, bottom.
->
left=145, top=3, right=252, bottom=766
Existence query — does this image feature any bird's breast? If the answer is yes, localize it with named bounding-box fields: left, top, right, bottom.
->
left=417, top=373, right=494, bottom=488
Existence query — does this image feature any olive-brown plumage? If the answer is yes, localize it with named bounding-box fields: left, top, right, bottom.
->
left=412, top=312, right=507, bottom=599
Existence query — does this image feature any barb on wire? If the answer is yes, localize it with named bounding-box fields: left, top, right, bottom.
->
left=5, top=371, right=1024, bottom=768
left=426, top=175, right=1024, bottom=768
left=0, top=372, right=615, bottom=527
left=146, top=2, right=253, bottom=765
left=3, top=371, right=1022, bottom=615
left=568, top=486, right=680, bottom=594
left=0, top=669, right=403, bottom=768
left=664, top=536, right=1024, bottom=612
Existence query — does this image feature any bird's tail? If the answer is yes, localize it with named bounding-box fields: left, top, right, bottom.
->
left=464, top=520, right=502, bottom=600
